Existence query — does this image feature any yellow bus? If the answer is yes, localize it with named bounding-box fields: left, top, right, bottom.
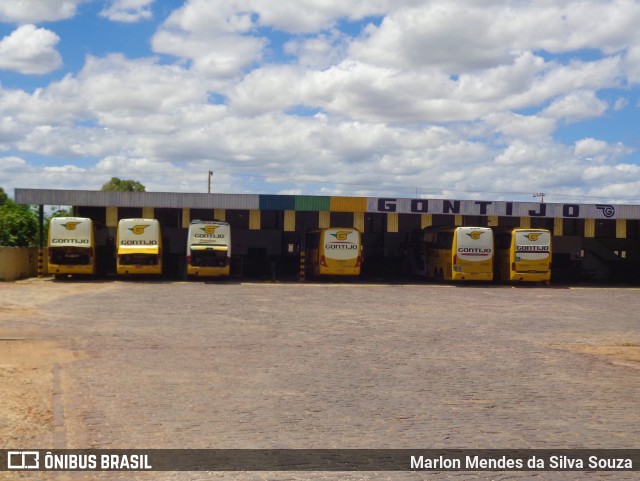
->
left=48, top=217, right=96, bottom=278
left=116, top=218, right=162, bottom=275
left=494, top=228, right=551, bottom=283
left=306, top=227, right=362, bottom=277
left=413, top=226, right=493, bottom=282
left=186, top=220, right=231, bottom=277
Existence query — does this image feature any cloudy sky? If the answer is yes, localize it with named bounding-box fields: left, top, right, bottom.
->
left=1, top=0, right=640, bottom=202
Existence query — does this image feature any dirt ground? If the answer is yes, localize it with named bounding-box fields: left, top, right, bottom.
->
left=0, top=280, right=111, bottom=448
left=552, top=342, right=640, bottom=367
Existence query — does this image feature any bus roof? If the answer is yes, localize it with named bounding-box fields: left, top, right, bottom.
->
left=189, top=219, right=229, bottom=225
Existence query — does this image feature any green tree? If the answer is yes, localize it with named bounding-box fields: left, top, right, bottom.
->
left=101, top=177, right=145, bottom=192
left=0, top=200, right=38, bottom=247
left=0, top=187, right=8, bottom=206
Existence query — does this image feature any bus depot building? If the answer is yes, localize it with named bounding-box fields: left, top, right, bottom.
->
left=15, top=188, right=640, bottom=282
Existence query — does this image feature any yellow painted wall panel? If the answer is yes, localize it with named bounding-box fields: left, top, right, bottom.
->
left=214, top=209, right=225, bottom=221
left=487, top=216, right=498, bottom=227
left=584, top=218, right=595, bottom=238
left=182, top=208, right=190, bottom=228
left=249, top=210, right=261, bottom=230
left=421, top=214, right=432, bottom=229
left=554, top=218, right=563, bottom=236
left=284, top=211, right=295, bottom=232
left=353, top=212, right=365, bottom=232
left=519, top=217, right=531, bottom=228
left=387, top=213, right=399, bottom=233
left=616, top=219, right=627, bottom=239
left=319, top=211, right=330, bottom=229
left=330, top=197, right=367, bottom=212
left=106, top=206, right=118, bottom=227
left=142, top=207, right=154, bottom=219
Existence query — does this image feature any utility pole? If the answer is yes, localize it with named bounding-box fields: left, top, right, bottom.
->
left=533, top=192, right=545, bottom=203
left=208, top=170, right=213, bottom=194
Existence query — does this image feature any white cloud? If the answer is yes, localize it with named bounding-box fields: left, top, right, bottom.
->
left=151, top=1, right=266, bottom=78
left=613, top=97, right=628, bottom=111
left=0, top=25, right=61, bottom=75
left=0, top=156, right=30, bottom=173
left=542, top=91, right=608, bottom=122
left=624, top=44, right=640, bottom=84
left=0, top=0, right=80, bottom=23
left=582, top=163, right=640, bottom=182
left=350, top=0, right=640, bottom=73
left=574, top=138, right=633, bottom=163
left=483, top=112, right=556, bottom=142
left=283, top=29, right=350, bottom=69
left=77, top=55, right=208, bottom=119
left=3, top=0, right=640, bottom=203
left=100, top=0, right=154, bottom=23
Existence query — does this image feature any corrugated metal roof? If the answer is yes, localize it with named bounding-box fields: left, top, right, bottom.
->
left=295, top=195, right=330, bottom=211
left=15, top=189, right=260, bottom=210
left=330, top=196, right=367, bottom=212
left=14, top=188, right=640, bottom=219
left=258, top=195, right=295, bottom=211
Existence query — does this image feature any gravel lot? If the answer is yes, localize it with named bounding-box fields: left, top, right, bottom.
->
left=1, top=279, right=639, bottom=480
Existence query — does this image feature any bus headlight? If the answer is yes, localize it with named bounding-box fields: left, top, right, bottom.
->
left=453, top=265, right=462, bottom=272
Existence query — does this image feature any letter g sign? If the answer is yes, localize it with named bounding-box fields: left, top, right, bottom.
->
left=378, top=198, right=397, bottom=212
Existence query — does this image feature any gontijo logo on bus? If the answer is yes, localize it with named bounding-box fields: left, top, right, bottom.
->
left=326, top=230, right=358, bottom=249
left=61, top=221, right=81, bottom=231
left=51, top=221, right=89, bottom=244
left=121, top=224, right=157, bottom=245
left=516, top=232, right=550, bottom=252
left=194, top=225, right=225, bottom=239
left=466, top=231, right=484, bottom=240
left=459, top=231, right=491, bottom=256
left=129, top=225, right=149, bottom=235
left=331, top=231, right=351, bottom=241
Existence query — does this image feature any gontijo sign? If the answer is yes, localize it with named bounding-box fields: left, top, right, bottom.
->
left=367, top=198, right=631, bottom=219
